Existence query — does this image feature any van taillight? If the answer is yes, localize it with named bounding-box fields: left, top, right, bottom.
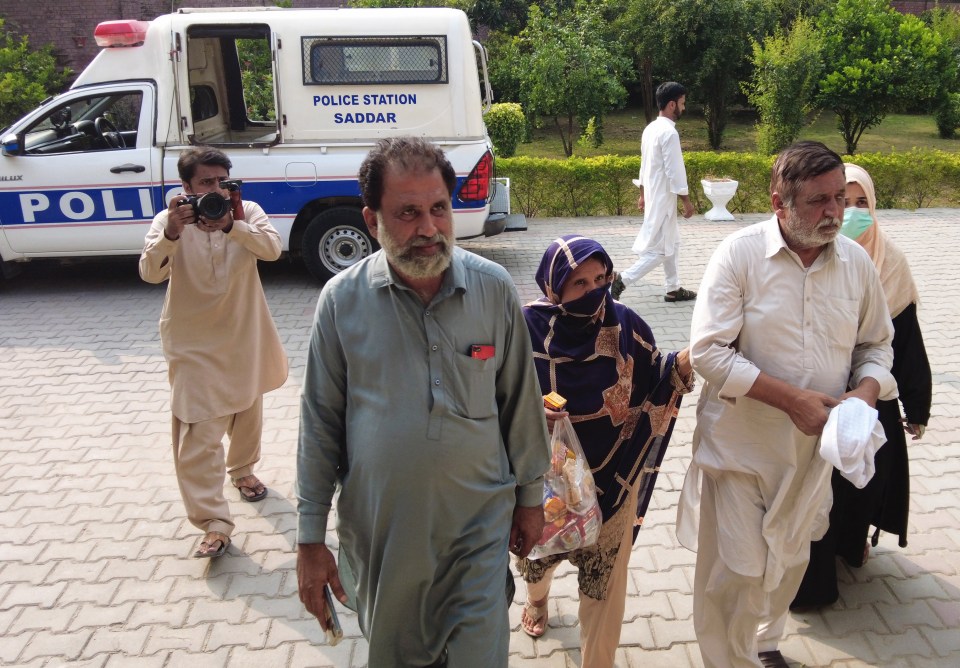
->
left=94, top=20, right=150, bottom=48
left=457, top=150, right=492, bottom=203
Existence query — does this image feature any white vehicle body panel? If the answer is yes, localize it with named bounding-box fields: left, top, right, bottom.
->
left=0, top=7, right=502, bottom=278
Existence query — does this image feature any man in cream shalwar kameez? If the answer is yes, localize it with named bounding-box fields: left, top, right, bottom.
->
left=140, top=147, right=288, bottom=558
left=614, top=82, right=696, bottom=302
left=675, top=142, right=894, bottom=668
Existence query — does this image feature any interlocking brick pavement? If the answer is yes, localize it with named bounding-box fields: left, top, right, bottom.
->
left=1, top=210, right=958, bottom=667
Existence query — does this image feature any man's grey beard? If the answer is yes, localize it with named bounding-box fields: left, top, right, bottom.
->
left=377, top=215, right=455, bottom=279
left=783, top=207, right=841, bottom=250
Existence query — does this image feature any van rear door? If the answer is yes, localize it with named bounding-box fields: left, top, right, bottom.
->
left=0, top=82, right=160, bottom=255
left=178, top=23, right=279, bottom=147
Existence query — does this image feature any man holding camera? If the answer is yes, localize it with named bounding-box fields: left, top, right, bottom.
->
left=140, top=147, right=288, bottom=559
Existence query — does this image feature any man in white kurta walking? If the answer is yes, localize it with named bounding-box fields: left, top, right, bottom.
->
left=612, top=81, right=696, bottom=302
left=140, top=147, right=288, bottom=559
left=675, top=141, right=895, bottom=668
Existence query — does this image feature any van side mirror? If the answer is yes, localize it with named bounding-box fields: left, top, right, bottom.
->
left=1, top=133, right=22, bottom=156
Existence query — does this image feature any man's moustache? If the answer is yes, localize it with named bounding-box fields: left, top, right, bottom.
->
left=410, top=235, right=447, bottom=248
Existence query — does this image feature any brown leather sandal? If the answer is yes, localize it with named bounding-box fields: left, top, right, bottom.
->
left=232, top=475, right=268, bottom=502
left=193, top=531, right=230, bottom=559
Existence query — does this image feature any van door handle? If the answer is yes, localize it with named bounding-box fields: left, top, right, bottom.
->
left=110, top=163, right=146, bottom=173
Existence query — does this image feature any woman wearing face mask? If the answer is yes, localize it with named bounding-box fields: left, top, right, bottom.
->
left=516, top=235, right=693, bottom=667
left=791, top=163, right=932, bottom=610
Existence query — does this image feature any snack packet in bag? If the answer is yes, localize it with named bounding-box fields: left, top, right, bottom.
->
left=528, top=415, right=601, bottom=560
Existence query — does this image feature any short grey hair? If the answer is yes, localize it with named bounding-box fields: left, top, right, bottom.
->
left=770, top=141, right=843, bottom=207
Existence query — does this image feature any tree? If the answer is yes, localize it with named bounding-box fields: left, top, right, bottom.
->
left=485, top=30, right=523, bottom=104
left=817, top=0, right=956, bottom=154
left=351, top=0, right=538, bottom=32
left=469, top=0, right=532, bottom=33
left=678, top=0, right=772, bottom=150
left=515, top=3, right=628, bottom=157
left=925, top=6, right=960, bottom=137
left=926, top=6, right=960, bottom=75
left=765, top=0, right=834, bottom=31
left=614, top=0, right=771, bottom=149
left=743, top=15, right=823, bottom=154
left=238, top=38, right=275, bottom=121
left=609, top=0, right=661, bottom=123
left=0, top=19, right=70, bottom=129
left=349, top=0, right=469, bottom=8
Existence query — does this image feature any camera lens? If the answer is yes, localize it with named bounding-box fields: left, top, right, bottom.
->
left=196, top=193, right=229, bottom=220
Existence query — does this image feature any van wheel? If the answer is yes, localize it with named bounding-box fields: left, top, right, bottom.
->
left=302, top=207, right=378, bottom=281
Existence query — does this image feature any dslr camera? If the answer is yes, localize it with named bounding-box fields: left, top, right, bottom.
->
left=178, top=179, right=242, bottom=221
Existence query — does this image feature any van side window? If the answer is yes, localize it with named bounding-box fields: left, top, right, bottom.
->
left=303, top=37, right=447, bottom=85
left=22, top=91, right=142, bottom=155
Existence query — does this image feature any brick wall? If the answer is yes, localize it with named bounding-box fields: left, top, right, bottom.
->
left=0, top=0, right=338, bottom=77
left=892, top=1, right=960, bottom=15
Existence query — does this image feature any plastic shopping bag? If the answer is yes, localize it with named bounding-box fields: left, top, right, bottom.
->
left=527, top=415, right=601, bottom=560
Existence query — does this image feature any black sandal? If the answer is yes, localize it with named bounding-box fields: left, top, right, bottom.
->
left=664, top=287, right=697, bottom=302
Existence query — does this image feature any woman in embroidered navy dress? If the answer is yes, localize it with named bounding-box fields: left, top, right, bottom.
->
left=516, top=234, right=693, bottom=667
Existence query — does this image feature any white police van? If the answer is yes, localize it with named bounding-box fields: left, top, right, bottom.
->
left=0, top=6, right=519, bottom=280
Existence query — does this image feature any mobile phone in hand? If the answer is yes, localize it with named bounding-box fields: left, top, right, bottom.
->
left=322, top=584, right=343, bottom=646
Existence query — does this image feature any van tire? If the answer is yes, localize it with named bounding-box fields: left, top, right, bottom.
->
left=302, top=206, right=378, bottom=281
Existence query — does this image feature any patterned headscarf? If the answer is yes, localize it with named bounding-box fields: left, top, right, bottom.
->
left=530, top=235, right=617, bottom=361
left=534, top=234, right=613, bottom=304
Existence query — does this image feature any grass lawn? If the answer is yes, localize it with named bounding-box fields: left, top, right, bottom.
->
left=514, top=107, right=960, bottom=158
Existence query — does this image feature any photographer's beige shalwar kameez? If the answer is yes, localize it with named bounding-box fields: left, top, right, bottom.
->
left=140, top=201, right=288, bottom=536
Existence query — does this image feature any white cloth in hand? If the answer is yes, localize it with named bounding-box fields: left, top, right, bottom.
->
left=819, top=397, right=887, bottom=489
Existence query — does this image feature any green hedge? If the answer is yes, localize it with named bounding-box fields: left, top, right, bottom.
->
left=497, top=149, right=960, bottom=217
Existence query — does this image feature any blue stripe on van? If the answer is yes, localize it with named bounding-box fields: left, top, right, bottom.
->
left=0, top=176, right=486, bottom=227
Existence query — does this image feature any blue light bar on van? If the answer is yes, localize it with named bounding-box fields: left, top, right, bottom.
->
left=94, top=20, right=150, bottom=48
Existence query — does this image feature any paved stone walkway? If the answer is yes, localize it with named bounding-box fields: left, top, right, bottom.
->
left=1, top=210, right=958, bottom=667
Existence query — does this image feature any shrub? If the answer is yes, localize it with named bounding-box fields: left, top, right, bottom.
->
left=485, top=102, right=526, bottom=158
left=934, top=93, right=960, bottom=139
left=743, top=17, right=822, bottom=155
left=499, top=155, right=639, bottom=217
left=577, top=117, right=602, bottom=150
left=846, top=149, right=957, bottom=209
